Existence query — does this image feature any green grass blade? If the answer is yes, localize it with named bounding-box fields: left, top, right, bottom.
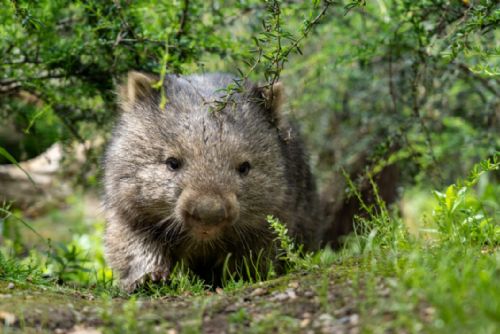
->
left=0, top=146, right=37, bottom=186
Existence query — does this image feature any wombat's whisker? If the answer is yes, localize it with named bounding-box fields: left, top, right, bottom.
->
left=163, top=221, right=184, bottom=242
left=232, top=225, right=252, bottom=252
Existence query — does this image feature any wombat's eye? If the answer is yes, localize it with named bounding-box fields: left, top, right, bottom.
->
left=166, top=157, right=181, bottom=171
left=238, top=161, right=251, bottom=176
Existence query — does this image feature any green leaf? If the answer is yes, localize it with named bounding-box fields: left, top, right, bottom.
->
left=445, top=185, right=456, bottom=212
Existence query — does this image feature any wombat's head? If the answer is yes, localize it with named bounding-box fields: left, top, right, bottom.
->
left=105, top=72, right=289, bottom=244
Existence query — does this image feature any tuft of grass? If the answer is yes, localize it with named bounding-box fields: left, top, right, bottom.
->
left=340, top=156, right=500, bottom=333
left=221, top=215, right=322, bottom=289
left=0, top=250, right=47, bottom=285
left=0, top=195, right=117, bottom=295
left=221, top=248, right=276, bottom=288
left=267, top=215, right=317, bottom=272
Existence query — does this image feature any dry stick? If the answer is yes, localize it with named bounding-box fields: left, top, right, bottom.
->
left=176, top=0, right=191, bottom=39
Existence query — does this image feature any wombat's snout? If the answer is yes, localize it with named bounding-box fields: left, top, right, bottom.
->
left=178, top=189, right=239, bottom=240
left=188, top=196, right=227, bottom=225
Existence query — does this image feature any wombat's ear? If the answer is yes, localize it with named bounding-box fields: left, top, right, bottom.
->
left=119, top=71, right=160, bottom=105
left=262, top=82, right=284, bottom=113
left=256, top=82, right=284, bottom=123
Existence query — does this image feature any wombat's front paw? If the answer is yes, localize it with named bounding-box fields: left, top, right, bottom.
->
left=125, top=269, right=170, bottom=292
left=144, top=270, right=170, bottom=283
left=122, top=265, right=170, bottom=293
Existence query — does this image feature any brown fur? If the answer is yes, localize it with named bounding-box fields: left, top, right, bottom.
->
left=103, top=72, right=321, bottom=290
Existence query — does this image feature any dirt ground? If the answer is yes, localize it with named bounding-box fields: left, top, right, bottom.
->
left=0, top=268, right=376, bottom=334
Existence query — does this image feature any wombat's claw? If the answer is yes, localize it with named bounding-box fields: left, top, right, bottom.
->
left=149, top=270, right=169, bottom=282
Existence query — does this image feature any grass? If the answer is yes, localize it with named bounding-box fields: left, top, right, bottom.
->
left=0, top=157, right=498, bottom=333
left=346, top=156, right=500, bottom=333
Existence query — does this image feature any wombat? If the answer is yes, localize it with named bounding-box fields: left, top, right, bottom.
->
left=103, top=72, right=321, bottom=291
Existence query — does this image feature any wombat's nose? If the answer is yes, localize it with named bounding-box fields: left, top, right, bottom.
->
left=190, top=196, right=227, bottom=226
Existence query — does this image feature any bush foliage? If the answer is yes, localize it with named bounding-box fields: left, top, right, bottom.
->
left=1, top=0, right=498, bottom=184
